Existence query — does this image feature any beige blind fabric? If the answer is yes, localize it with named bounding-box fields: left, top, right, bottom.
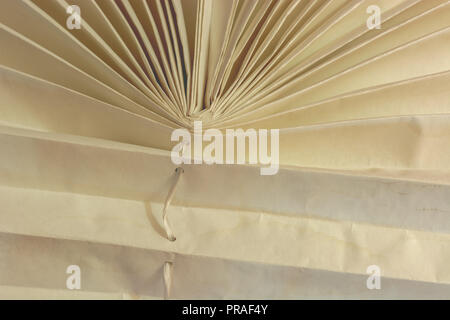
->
left=0, top=0, right=450, bottom=299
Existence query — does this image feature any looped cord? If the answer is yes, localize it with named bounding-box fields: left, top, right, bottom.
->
left=162, top=167, right=184, bottom=241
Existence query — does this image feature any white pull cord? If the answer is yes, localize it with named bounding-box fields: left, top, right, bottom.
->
left=163, top=260, right=174, bottom=300
left=162, top=167, right=184, bottom=241
left=161, top=168, right=183, bottom=299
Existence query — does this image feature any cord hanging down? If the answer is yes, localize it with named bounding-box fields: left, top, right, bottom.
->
left=163, top=260, right=174, bottom=300
left=162, top=167, right=184, bottom=241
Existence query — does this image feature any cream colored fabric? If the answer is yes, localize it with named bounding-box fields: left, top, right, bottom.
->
left=0, top=0, right=450, bottom=299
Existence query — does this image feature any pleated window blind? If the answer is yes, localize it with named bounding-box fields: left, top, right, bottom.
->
left=0, top=0, right=450, bottom=299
